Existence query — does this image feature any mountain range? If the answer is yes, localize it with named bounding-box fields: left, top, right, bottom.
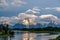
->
left=10, top=22, right=60, bottom=29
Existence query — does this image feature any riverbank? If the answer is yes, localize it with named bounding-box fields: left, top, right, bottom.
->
left=0, top=24, right=14, bottom=36
left=12, top=28, right=60, bottom=33
left=50, top=36, right=60, bottom=40
left=0, top=31, right=14, bottom=36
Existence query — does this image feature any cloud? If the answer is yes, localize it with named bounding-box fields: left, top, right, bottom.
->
left=0, top=0, right=8, bottom=9
left=0, top=14, right=37, bottom=26
left=0, top=7, right=60, bottom=26
left=26, top=7, right=40, bottom=14
left=0, top=17, right=11, bottom=25
left=18, top=13, right=37, bottom=20
left=18, top=7, right=40, bottom=20
left=22, top=19, right=37, bottom=25
left=0, top=14, right=60, bottom=26
left=0, top=0, right=27, bottom=9
left=39, top=14, right=58, bottom=19
left=11, top=0, right=27, bottom=7
left=9, top=16, right=19, bottom=23
left=18, top=7, right=40, bottom=25
left=0, top=16, right=19, bottom=26
left=45, top=7, right=51, bottom=10
left=13, top=7, right=40, bottom=25
left=39, top=14, right=59, bottom=24
left=45, top=7, right=60, bottom=12
left=18, top=7, right=39, bottom=25
left=53, top=7, right=60, bottom=12
left=18, top=13, right=37, bottom=25
left=0, top=7, right=40, bottom=25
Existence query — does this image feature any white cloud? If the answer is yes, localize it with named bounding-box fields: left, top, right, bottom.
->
left=0, top=7, right=60, bottom=26
left=0, top=16, right=19, bottom=26
left=18, top=13, right=37, bottom=25
left=0, top=0, right=8, bottom=9
left=0, top=17, right=11, bottom=25
left=0, top=7, right=39, bottom=25
left=0, top=0, right=27, bottom=9
left=45, top=7, right=51, bottom=10
left=39, top=14, right=58, bottom=19
left=0, top=14, right=60, bottom=26
left=22, top=19, right=37, bottom=25
left=53, top=7, right=60, bottom=12
left=11, top=0, right=27, bottom=7
left=18, top=13, right=37, bottom=20
left=45, top=7, right=60, bottom=12
left=9, top=16, right=19, bottom=25
left=18, top=7, right=40, bottom=20
left=26, top=7, right=40, bottom=14
left=17, top=7, right=40, bottom=25
left=0, top=17, right=9, bottom=22
left=39, top=14, right=59, bottom=24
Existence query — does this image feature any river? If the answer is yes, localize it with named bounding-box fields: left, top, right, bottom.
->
left=0, top=31, right=60, bottom=40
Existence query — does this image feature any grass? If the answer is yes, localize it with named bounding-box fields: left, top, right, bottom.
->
left=0, top=31, right=14, bottom=37
left=0, top=32, right=14, bottom=37
left=21, top=30, right=59, bottom=33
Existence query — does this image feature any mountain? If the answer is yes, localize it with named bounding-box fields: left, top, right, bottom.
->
left=10, top=23, right=48, bottom=29
left=47, top=22, right=60, bottom=27
left=10, top=22, right=60, bottom=29
left=29, top=23, right=43, bottom=28
left=10, top=23, right=26, bottom=29
left=47, top=22, right=57, bottom=27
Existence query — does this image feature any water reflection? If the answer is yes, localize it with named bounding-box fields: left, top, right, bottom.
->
left=22, top=32, right=59, bottom=40
left=0, top=35, right=14, bottom=40
left=0, top=36, right=8, bottom=40
left=22, top=32, right=36, bottom=40
left=0, top=31, right=59, bottom=40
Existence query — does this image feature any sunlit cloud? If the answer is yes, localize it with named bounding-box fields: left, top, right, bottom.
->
left=18, top=13, right=37, bottom=25
left=18, top=7, right=39, bottom=25
left=22, top=18, right=37, bottom=25
left=18, top=13, right=37, bottom=20
left=22, top=19, right=29, bottom=25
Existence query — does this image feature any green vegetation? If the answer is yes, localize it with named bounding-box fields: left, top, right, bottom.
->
left=0, top=24, right=14, bottom=36
left=12, top=26, right=60, bottom=33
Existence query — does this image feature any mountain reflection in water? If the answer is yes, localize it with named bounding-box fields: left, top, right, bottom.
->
left=22, top=32, right=36, bottom=40
left=0, top=31, right=59, bottom=40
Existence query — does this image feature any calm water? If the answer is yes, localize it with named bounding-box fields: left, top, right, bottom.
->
left=0, top=31, right=60, bottom=40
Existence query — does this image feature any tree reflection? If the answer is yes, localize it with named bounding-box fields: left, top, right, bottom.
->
left=0, top=36, right=8, bottom=40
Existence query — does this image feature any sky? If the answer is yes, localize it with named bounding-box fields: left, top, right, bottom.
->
left=0, top=0, right=60, bottom=25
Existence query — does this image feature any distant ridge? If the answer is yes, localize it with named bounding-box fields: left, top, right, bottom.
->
left=10, top=22, right=60, bottom=29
